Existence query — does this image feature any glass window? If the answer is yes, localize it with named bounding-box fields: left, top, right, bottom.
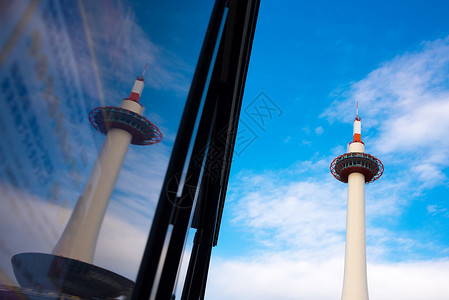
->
left=0, top=0, right=214, bottom=298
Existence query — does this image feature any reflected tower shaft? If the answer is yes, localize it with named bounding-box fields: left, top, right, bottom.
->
left=52, top=100, right=142, bottom=262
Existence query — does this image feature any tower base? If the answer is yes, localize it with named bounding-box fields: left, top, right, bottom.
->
left=12, top=253, right=134, bottom=299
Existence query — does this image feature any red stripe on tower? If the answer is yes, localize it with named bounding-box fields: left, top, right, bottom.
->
left=353, top=102, right=362, bottom=142
left=127, top=78, right=144, bottom=102
left=128, top=92, right=140, bottom=101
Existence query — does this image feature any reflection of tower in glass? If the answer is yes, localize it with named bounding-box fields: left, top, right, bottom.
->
left=330, top=105, right=383, bottom=300
left=12, top=67, right=162, bottom=299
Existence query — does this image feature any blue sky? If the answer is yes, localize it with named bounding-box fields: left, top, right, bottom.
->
left=204, top=1, right=449, bottom=299
left=1, top=1, right=449, bottom=299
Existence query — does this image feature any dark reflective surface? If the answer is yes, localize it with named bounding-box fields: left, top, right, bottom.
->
left=0, top=0, right=213, bottom=297
left=12, top=253, right=134, bottom=299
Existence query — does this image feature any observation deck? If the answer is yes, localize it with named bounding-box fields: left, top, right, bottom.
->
left=330, top=152, right=383, bottom=183
left=89, top=106, right=162, bottom=145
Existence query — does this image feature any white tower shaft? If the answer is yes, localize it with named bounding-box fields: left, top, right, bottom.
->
left=342, top=117, right=369, bottom=300
left=53, top=99, right=143, bottom=263
left=342, top=171, right=369, bottom=300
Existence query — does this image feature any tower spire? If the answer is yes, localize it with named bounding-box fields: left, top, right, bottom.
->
left=137, top=63, right=148, bottom=81
left=353, top=102, right=362, bottom=143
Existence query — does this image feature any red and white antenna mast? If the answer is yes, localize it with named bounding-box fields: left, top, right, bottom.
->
left=353, top=102, right=362, bottom=143
left=137, top=63, right=148, bottom=81
left=128, top=64, right=148, bottom=103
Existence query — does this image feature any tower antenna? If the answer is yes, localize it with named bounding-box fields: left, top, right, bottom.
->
left=137, top=64, right=148, bottom=81
left=142, top=63, right=148, bottom=78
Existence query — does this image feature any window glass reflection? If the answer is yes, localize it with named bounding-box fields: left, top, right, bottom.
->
left=0, top=0, right=213, bottom=298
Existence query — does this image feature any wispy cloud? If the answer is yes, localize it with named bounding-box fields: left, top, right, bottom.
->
left=227, top=159, right=416, bottom=260
left=230, top=171, right=346, bottom=255
left=427, top=204, right=449, bottom=217
left=127, top=23, right=194, bottom=96
left=323, top=36, right=449, bottom=189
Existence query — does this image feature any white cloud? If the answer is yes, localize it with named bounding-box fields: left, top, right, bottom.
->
left=128, top=23, right=194, bottom=96
left=212, top=166, right=446, bottom=300
left=111, top=143, right=169, bottom=221
left=230, top=175, right=347, bottom=254
left=0, top=182, right=157, bottom=285
left=206, top=255, right=449, bottom=300
left=323, top=36, right=449, bottom=189
left=369, top=260, right=449, bottom=300
left=427, top=204, right=449, bottom=217
left=206, top=255, right=343, bottom=300
left=228, top=161, right=410, bottom=263
left=207, top=173, right=449, bottom=300
left=95, top=211, right=149, bottom=280
left=301, top=139, right=312, bottom=146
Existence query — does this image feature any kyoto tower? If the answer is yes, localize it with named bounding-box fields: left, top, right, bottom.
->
left=330, top=104, right=383, bottom=300
left=12, top=66, right=162, bottom=299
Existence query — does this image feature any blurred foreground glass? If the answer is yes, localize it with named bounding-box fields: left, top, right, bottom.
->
left=0, top=0, right=213, bottom=298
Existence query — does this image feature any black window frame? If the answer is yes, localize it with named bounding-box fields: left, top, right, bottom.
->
left=131, top=1, right=261, bottom=299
